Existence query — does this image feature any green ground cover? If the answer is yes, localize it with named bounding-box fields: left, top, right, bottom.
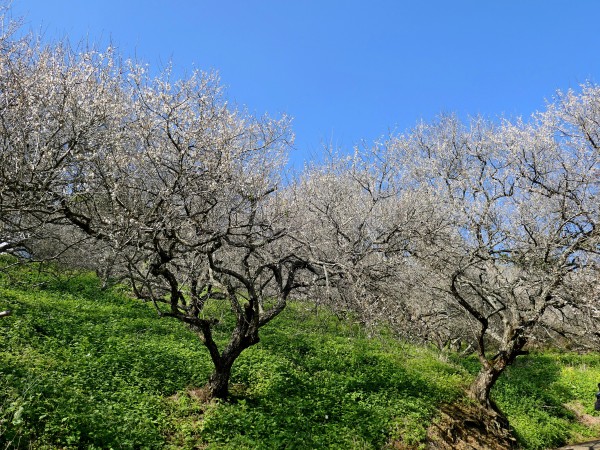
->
left=0, top=261, right=598, bottom=449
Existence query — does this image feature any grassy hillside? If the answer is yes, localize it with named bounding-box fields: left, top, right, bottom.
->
left=0, top=260, right=598, bottom=449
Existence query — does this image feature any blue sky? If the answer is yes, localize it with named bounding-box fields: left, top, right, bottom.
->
left=9, top=1, right=600, bottom=166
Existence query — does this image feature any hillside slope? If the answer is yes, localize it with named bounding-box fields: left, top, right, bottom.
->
left=0, top=262, right=598, bottom=449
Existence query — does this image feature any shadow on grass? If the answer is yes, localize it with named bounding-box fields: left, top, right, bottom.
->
left=1, top=265, right=468, bottom=449
left=180, top=306, right=466, bottom=449
left=490, top=353, right=599, bottom=449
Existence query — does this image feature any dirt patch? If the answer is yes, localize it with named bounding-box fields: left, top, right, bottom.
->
left=166, top=385, right=214, bottom=405
left=186, top=385, right=214, bottom=403
left=425, top=401, right=518, bottom=449
left=168, top=383, right=248, bottom=404
left=554, top=439, right=600, bottom=450
left=563, top=401, right=600, bottom=429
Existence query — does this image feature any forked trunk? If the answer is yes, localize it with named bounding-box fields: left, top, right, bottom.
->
left=469, top=329, right=529, bottom=417
left=204, top=329, right=259, bottom=400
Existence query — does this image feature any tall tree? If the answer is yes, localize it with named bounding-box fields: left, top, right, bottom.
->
left=0, top=21, right=306, bottom=398
left=56, top=61, right=304, bottom=399
left=398, top=108, right=599, bottom=418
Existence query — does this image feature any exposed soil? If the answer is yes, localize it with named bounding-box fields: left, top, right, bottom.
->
left=424, top=401, right=518, bottom=449
left=563, top=401, right=600, bottom=429
left=186, top=385, right=214, bottom=404
left=554, top=440, right=600, bottom=450
left=552, top=402, right=600, bottom=449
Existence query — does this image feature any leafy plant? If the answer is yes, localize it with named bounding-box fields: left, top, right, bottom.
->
left=1, top=262, right=599, bottom=448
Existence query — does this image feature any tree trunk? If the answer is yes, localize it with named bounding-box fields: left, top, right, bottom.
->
left=469, top=331, right=529, bottom=416
left=469, top=364, right=504, bottom=413
left=468, top=365, right=513, bottom=438
left=207, top=364, right=232, bottom=400
left=204, top=330, right=259, bottom=400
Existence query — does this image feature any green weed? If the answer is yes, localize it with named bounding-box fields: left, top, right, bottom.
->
left=0, top=261, right=599, bottom=448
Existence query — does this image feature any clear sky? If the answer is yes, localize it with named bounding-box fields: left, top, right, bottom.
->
left=9, top=1, right=600, bottom=167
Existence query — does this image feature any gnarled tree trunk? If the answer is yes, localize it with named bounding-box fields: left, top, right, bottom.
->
left=202, top=305, right=261, bottom=400
left=208, top=364, right=233, bottom=400
left=467, top=362, right=513, bottom=439
left=468, top=333, right=529, bottom=429
left=469, top=363, right=506, bottom=415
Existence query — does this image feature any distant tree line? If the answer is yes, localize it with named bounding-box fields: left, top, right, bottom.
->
left=0, top=6, right=598, bottom=428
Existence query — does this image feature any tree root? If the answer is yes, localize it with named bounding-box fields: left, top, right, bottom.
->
left=425, top=401, right=518, bottom=449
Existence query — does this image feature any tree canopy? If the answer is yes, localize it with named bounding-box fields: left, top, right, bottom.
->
left=0, top=8, right=598, bottom=422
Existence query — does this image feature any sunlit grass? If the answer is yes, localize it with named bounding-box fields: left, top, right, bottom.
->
left=0, top=259, right=598, bottom=449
